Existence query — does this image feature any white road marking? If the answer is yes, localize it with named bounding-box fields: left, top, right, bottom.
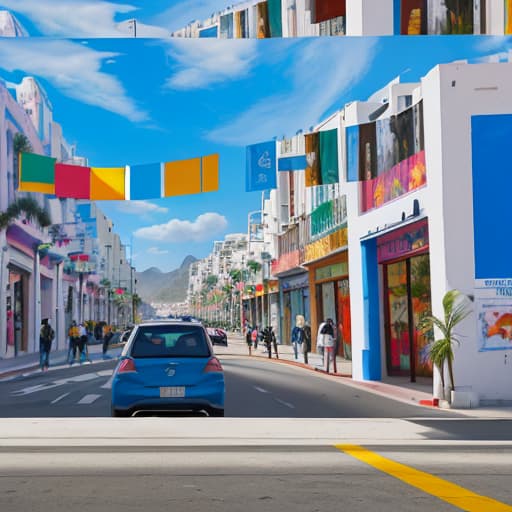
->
left=97, top=370, right=113, bottom=377
left=51, top=392, right=70, bottom=404
left=275, top=398, right=295, bottom=409
left=101, top=376, right=113, bottom=389
left=12, top=372, right=102, bottom=396
left=254, top=386, right=269, bottom=394
left=77, top=394, right=101, bottom=405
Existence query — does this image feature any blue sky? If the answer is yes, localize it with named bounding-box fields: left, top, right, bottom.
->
left=0, top=0, right=233, bottom=36
left=0, top=35, right=511, bottom=272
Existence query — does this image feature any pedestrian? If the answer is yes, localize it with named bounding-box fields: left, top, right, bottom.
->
left=303, top=320, right=312, bottom=365
left=78, top=323, right=89, bottom=363
left=316, top=319, right=326, bottom=363
left=68, top=320, right=80, bottom=364
left=39, top=318, right=55, bottom=371
left=251, top=326, right=258, bottom=349
left=291, top=315, right=305, bottom=360
left=245, top=324, right=253, bottom=355
left=102, top=325, right=113, bottom=358
left=262, top=325, right=276, bottom=359
left=320, top=318, right=336, bottom=372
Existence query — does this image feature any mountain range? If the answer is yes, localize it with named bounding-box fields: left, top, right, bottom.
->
left=135, top=255, right=197, bottom=304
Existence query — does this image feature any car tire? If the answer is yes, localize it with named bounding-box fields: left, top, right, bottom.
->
left=209, top=408, right=224, bottom=417
left=111, top=407, right=130, bottom=417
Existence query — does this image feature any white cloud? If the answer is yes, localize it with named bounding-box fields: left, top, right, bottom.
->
left=165, top=39, right=257, bottom=89
left=207, top=38, right=378, bottom=146
left=147, top=247, right=169, bottom=255
left=117, top=201, right=168, bottom=215
left=155, top=0, right=231, bottom=33
left=134, top=212, right=228, bottom=242
left=0, top=39, right=148, bottom=122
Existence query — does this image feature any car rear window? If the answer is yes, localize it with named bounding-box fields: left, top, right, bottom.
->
left=130, top=325, right=211, bottom=358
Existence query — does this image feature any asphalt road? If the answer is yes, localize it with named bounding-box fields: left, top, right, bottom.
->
left=0, top=353, right=459, bottom=418
left=0, top=444, right=511, bottom=512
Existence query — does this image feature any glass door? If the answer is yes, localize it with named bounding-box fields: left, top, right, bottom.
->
left=385, top=261, right=411, bottom=374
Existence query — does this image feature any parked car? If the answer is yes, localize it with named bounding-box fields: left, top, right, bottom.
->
left=206, top=327, right=228, bottom=346
left=111, top=320, right=225, bottom=417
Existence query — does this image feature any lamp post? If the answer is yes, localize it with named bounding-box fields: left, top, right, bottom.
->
left=104, top=244, right=112, bottom=324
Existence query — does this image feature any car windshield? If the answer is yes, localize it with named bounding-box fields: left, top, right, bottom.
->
left=130, top=325, right=210, bottom=358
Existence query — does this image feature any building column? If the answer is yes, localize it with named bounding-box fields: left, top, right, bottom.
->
left=55, top=262, right=64, bottom=351
left=33, top=250, right=41, bottom=353
left=0, top=233, right=7, bottom=356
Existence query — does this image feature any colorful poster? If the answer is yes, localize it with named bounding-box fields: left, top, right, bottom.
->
left=476, top=290, right=512, bottom=351
left=362, top=150, right=426, bottom=212
left=376, top=117, right=397, bottom=176
left=267, top=0, right=283, bottom=36
left=246, top=140, right=277, bottom=192
left=359, top=122, right=377, bottom=181
left=257, top=1, right=270, bottom=38
left=319, top=128, right=339, bottom=185
left=345, top=125, right=359, bottom=182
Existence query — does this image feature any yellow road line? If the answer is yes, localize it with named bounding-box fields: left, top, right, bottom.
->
left=336, top=444, right=512, bottom=512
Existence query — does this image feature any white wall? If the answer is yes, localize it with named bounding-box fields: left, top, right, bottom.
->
left=423, top=62, right=512, bottom=402
left=347, top=0, right=393, bottom=36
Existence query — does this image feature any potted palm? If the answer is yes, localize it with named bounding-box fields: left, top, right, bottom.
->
left=419, top=289, right=472, bottom=405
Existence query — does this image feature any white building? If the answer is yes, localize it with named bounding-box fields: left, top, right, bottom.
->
left=0, top=10, right=27, bottom=37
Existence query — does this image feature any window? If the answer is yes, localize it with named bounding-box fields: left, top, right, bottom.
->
left=131, top=325, right=210, bottom=358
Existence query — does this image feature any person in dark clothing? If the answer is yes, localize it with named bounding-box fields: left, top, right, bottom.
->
left=245, top=325, right=253, bottom=355
left=303, top=321, right=312, bottom=365
left=261, top=326, right=276, bottom=359
left=320, top=318, right=336, bottom=372
left=103, top=328, right=114, bottom=357
left=39, top=319, right=55, bottom=371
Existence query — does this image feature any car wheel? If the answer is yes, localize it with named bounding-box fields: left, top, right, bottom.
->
left=209, top=408, right=224, bottom=417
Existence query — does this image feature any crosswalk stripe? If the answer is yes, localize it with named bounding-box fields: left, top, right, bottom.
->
left=254, top=386, right=269, bottom=393
left=101, top=376, right=113, bottom=389
left=77, top=394, right=101, bottom=405
left=51, top=392, right=70, bottom=404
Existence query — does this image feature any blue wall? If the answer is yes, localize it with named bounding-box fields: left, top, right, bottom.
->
left=393, top=0, right=401, bottom=35
left=472, top=114, right=512, bottom=279
left=361, top=238, right=381, bottom=380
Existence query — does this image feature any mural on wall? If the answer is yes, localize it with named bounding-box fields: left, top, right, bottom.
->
left=401, top=0, right=476, bottom=34
left=359, top=101, right=426, bottom=212
left=477, top=299, right=512, bottom=351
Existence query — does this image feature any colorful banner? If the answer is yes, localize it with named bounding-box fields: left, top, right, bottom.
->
left=304, top=227, right=348, bottom=263
left=361, top=150, right=426, bottom=212
left=319, top=128, right=339, bottom=185
left=345, top=125, right=359, bottom=182
left=267, top=0, right=283, bottom=36
left=246, top=140, right=277, bottom=192
left=278, top=155, right=307, bottom=171
left=313, top=0, right=346, bottom=23
left=90, top=167, right=125, bottom=200
left=377, top=219, right=428, bottom=263
left=305, top=132, right=321, bottom=186
left=55, top=162, right=91, bottom=199
left=18, top=152, right=219, bottom=199
left=257, top=1, right=270, bottom=38
left=130, top=162, right=162, bottom=200
left=427, top=0, right=474, bottom=34
left=18, top=152, right=56, bottom=194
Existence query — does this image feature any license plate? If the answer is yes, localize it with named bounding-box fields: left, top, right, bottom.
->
left=160, top=386, right=185, bottom=398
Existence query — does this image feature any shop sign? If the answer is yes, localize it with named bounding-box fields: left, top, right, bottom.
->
left=304, top=227, right=348, bottom=263
left=315, top=261, right=348, bottom=281
left=281, top=273, right=309, bottom=291
left=377, top=219, right=428, bottom=263
left=271, top=250, right=300, bottom=275
left=267, top=280, right=279, bottom=294
left=475, top=278, right=512, bottom=352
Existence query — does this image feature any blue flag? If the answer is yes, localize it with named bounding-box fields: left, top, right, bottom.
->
left=278, top=155, right=307, bottom=171
left=346, top=125, right=360, bottom=182
left=246, top=141, right=277, bottom=192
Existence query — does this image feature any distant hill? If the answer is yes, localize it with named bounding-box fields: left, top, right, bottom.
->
left=135, top=255, right=197, bottom=304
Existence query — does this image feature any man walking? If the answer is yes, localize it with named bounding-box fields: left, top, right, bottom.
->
left=39, top=319, right=55, bottom=371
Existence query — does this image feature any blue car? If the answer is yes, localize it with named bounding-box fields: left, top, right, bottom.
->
left=111, top=320, right=225, bottom=417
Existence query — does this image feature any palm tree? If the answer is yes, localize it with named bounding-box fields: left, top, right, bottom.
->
left=0, top=196, right=51, bottom=230
left=13, top=133, right=33, bottom=193
left=419, top=289, right=472, bottom=400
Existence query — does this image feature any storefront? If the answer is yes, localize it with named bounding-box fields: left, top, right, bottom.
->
left=279, top=272, right=309, bottom=346
left=7, top=263, right=29, bottom=356
left=378, top=218, right=432, bottom=381
left=306, top=251, right=352, bottom=360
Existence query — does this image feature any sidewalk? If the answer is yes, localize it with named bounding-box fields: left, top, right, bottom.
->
left=0, top=343, right=120, bottom=380
left=216, top=333, right=512, bottom=418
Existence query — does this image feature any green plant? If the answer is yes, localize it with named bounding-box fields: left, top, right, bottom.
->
left=0, top=196, right=51, bottom=230
left=419, top=289, right=472, bottom=399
